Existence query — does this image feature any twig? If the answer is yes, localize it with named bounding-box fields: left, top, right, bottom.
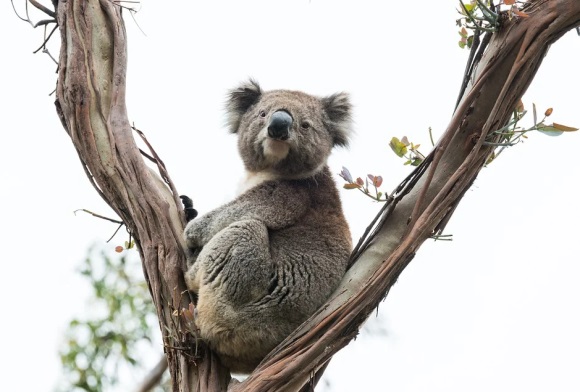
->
left=73, top=208, right=123, bottom=224
left=11, top=0, right=32, bottom=25
left=33, top=24, right=58, bottom=53
left=29, top=0, right=55, bottom=18
left=132, top=124, right=187, bottom=225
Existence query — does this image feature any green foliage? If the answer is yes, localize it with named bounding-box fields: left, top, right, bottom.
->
left=458, top=27, right=474, bottom=49
left=341, top=102, right=577, bottom=204
left=340, top=129, right=433, bottom=202
left=457, top=0, right=499, bottom=49
left=56, top=249, right=160, bottom=392
left=456, top=1, right=531, bottom=49
left=485, top=103, right=578, bottom=165
left=389, top=136, right=426, bottom=167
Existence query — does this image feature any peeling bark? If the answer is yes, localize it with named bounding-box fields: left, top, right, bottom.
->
left=55, top=0, right=229, bottom=390
left=52, top=0, right=579, bottom=391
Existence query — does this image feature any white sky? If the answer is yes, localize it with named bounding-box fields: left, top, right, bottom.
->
left=2, top=1, right=579, bottom=391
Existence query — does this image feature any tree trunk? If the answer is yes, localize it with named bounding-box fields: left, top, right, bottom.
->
left=52, top=0, right=580, bottom=391
left=54, top=0, right=229, bottom=390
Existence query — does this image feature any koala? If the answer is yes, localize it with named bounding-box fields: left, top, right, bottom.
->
left=184, top=80, right=352, bottom=373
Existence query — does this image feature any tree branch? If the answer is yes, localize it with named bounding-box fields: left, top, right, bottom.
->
left=54, top=0, right=229, bottom=390
left=233, top=1, right=580, bottom=390
left=50, top=0, right=580, bottom=391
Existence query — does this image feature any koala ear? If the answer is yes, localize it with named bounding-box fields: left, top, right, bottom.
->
left=321, top=92, right=353, bottom=147
left=226, top=79, right=262, bottom=133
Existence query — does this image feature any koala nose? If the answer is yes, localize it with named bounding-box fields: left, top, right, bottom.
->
left=267, top=110, right=293, bottom=140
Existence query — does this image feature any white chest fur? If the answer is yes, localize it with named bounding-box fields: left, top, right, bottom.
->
left=237, top=171, right=279, bottom=195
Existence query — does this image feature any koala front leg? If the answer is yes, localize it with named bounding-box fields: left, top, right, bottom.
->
left=187, top=218, right=282, bottom=365
left=186, top=219, right=274, bottom=304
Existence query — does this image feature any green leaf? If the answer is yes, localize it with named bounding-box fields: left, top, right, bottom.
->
left=536, top=125, right=563, bottom=136
left=462, top=2, right=476, bottom=12
left=389, top=137, right=408, bottom=157
left=536, top=122, right=578, bottom=136
left=410, top=157, right=423, bottom=166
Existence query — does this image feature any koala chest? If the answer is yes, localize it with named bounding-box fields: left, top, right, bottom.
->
left=237, top=171, right=280, bottom=194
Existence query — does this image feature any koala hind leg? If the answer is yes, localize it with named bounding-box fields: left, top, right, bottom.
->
left=189, top=219, right=280, bottom=370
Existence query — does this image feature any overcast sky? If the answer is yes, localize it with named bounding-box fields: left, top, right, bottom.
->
left=2, top=1, right=579, bottom=391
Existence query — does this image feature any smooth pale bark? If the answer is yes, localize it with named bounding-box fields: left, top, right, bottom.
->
left=52, top=1, right=579, bottom=391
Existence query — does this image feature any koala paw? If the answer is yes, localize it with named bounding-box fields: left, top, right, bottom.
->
left=184, top=219, right=204, bottom=249
left=180, top=195, right=198, bottom=222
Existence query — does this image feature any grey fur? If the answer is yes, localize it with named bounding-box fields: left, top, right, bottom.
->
left=184, top=80, right=352, bottom=373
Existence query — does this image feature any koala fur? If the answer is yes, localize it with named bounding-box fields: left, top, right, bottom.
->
left=184, top=80, right=352, bottom=373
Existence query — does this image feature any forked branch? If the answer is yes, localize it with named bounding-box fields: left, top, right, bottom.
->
left=49, top=0, right=580, bottom=391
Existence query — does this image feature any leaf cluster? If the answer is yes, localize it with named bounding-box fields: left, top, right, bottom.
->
left=340, top=102, right=577, bottom=203
left=389, top=136, right=426, bottom=167
left=56, top=250, right=159, bottom=392
left=486, top=103, right=578, bottom=164
left=457, top=0, right=529, bottom=49
left=339, top=167, right=387, bottom=202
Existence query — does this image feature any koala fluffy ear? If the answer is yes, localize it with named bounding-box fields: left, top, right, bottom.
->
left=322, top=92, right=353, bottom=147
left=226, top=79, right=262, bottom=133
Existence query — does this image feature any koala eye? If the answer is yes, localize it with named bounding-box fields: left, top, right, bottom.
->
left=300, top=121, right=311, bottom=130
left=259, top=110, right=266, bottom=118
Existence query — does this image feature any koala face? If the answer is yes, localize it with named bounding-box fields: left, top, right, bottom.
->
left=226, top=80, right=352, bottom=178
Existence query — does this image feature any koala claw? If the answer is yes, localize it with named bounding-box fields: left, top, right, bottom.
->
left=180, top=195, right=198, bottom=222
